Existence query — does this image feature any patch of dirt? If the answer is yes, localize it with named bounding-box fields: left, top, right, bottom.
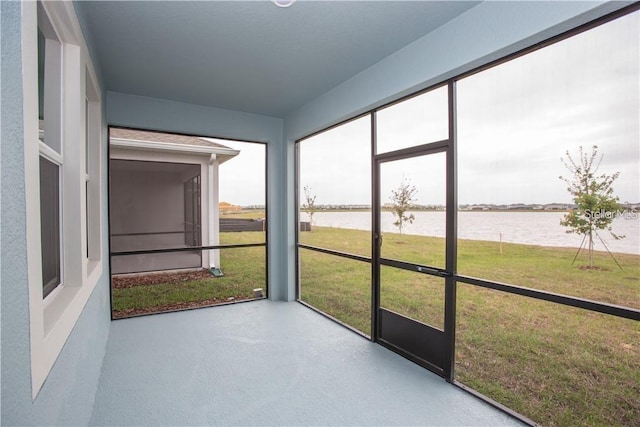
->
left=111, top=269, right=214, bottom=289
left=578, top=265, right=611, bottom=271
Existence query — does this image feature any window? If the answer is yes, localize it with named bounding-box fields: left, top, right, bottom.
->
left=298, top=116, right=372, bottom=257
left=37, top=5, right=63, bottom=298
left=85, top=96, right=90, bottom=258
left=457, top=9, right=639, bottom=309
left=297, top=115, right=372, bottom=336
left=26, top=1, right=104, bottom=397
left=39, top=157, right=61, bottom=298
left=376, top=86, right=448, bottom=154
left=184, top=174, right=202, bottom=247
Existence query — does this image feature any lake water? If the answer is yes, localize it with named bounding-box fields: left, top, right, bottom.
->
left=307, top=211, right=640, bottom=255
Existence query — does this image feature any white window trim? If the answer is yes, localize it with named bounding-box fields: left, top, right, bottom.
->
left=23, top=1, right=103, bottom=398
left=85, top=66, right=102, bottom=273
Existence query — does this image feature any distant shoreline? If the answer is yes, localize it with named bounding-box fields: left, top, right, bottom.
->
left=305, top=208, right=577, bottom=213
left=305, top=210, right=639, bottom=255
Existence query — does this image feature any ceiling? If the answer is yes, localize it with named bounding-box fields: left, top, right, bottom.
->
left=74, top=1, right=480, bottom=118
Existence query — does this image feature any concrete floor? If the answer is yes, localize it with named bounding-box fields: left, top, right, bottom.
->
left=90, top=300, right=524, bottom=426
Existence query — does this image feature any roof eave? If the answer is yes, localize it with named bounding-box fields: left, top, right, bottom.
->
left=110, top=138, right=240, bottom=159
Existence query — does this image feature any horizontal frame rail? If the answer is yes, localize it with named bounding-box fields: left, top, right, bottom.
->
left=375, top=139, right=448, bottom=162
left=298, top=244, right=371, bottom=263
left=380, top=258, right=450, bottom=278
left=456, top=275, right=640, bottom=321
left=111, top=231, right=184, bottom=237
left=110, top=242, right=266, bottom=257
left=297, top=244, right=638, bottom=322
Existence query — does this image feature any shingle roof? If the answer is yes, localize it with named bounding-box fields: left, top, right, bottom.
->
left=110, top=128, right=232, bottom=149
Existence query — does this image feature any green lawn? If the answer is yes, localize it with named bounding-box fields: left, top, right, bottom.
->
left=300, top=226, right=639, bottom=310
left=299, top=226, right=639, bottom=427
left=111, top=236, right=266, bottom=316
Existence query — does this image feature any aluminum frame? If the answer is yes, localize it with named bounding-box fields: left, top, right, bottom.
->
left=294, top=5, right=640, bottom=425
left=373, top=103, right=453, bottom=377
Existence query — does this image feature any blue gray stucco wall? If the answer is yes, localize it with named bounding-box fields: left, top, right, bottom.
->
left=1, top=2, right=111, bottom=425
left=1, top=1, right=33, bottom=420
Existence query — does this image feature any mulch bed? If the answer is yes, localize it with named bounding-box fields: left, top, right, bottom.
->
left=112, top=297, right=253, bottom=319
left=111, top=269, right=215, bottom=289
left=578, top=265, right=611, bottom=271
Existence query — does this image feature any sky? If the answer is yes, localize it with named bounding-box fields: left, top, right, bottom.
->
left=456, top=10, right=639, bottom=205
left=214, top=11, right=639, bottom=208
left=215, top=139, right=266, bottom=206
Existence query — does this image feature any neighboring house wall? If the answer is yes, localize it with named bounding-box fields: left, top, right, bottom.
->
left=1, top=2, right=110, bottom=425
left=110, top=160, right=203, bottom=273
left=111, top=168, right=187, bottom=240
left=110, top=147, right=216, bottom=271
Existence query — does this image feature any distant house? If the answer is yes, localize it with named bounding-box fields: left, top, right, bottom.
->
left=219, top=201, right=242, bottom=214
left=544, top=203, right=571, bottom=211
left=109, top=128, right=239, bottom=274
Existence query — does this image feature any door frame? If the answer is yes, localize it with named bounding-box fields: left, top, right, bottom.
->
left=371, top=82, right=457, bottom=379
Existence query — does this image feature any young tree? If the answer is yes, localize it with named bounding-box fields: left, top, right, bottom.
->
left=302, top=185, right=317, bottom=226
left=390, top=178, right=417, bottom=234
left=559, top=145, right=625, bottom=268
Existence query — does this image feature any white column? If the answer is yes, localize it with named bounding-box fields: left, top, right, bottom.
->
left=208, top=154, right=220, bottom=267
